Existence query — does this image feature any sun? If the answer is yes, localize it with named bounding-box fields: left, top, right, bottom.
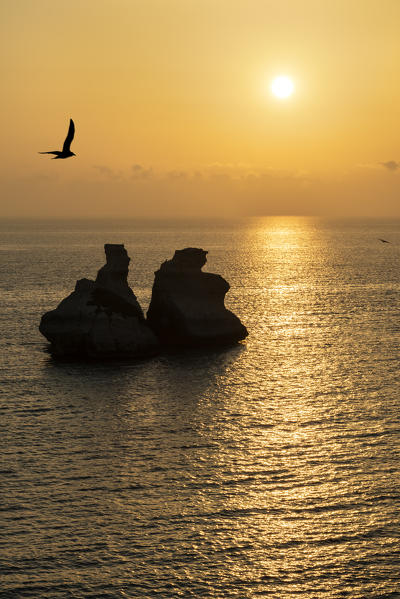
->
left=271, top=75, right=294, bottom=99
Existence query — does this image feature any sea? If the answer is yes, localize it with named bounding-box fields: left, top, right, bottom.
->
left=1, top=217, right=399, bottom=599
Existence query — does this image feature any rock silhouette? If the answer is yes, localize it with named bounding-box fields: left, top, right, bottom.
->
left=147, top=248, right=248, bottom=346
left=39, top=244, right=159, bottom=358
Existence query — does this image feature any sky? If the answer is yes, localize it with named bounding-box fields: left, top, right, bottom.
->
left=1, top=0, right=400, bottom=218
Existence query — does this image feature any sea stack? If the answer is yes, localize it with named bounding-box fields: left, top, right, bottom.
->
left=146, top=248, right=248, bottom=346
left=39, top=244, right=159, bottom=358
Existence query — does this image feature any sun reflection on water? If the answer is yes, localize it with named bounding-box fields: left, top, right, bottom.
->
left=2, top=217, right=399, bottom=597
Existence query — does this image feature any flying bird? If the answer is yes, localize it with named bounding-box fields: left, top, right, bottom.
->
left=39, top=119, right=76, bottom=159
left=378, top=238, right=390, bottom=243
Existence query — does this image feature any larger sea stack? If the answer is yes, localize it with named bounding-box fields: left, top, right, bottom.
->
left=39, top=244, right=159, bottom=358
left=146, top=248, right=248, bottom=346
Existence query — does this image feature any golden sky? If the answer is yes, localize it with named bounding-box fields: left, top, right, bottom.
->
left=1, top=0, right=400, bottom=217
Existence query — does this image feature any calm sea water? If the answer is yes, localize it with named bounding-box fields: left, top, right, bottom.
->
left=1, top=217, right=399, bottom=599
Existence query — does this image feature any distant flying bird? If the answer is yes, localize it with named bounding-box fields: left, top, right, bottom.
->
left=39, top=119, right=76, bottom=159
left=378, top=238, right=390, bottom=243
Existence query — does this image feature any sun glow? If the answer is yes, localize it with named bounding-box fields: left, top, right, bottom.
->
left=271, top=75, right=294, bottom=99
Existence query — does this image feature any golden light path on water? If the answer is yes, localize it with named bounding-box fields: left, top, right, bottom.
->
left=1, top=217, right=399, bottom=597
left=105, top=218, right=396, bottom=595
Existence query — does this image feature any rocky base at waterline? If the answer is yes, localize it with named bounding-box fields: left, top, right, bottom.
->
left=39, top=244, right=159, bottom=358
left=147, top=248, right=248, bottom=346
left=39, top=244, right=248, bottom=358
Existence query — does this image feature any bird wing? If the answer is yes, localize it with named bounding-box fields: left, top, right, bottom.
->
left=62, top=119, right=75, bottom=152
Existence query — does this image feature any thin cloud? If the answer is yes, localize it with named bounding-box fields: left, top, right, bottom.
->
left=201, top=163, right=310, bottom=182
left=381, top=161, right=400, bottom=171
left=93, top=165, right=123, bottom=179
left=165, top=170, right=188, bottom=180
left=131, top=164, right=153, bottom=179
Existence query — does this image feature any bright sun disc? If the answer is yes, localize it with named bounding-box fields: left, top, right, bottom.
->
left=271, top=75, right=294, bottom=99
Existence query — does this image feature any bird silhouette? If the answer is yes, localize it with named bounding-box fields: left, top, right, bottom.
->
left=39, top=119, right=76, bottom=159
left=378, top=238, right=390, bottom=243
